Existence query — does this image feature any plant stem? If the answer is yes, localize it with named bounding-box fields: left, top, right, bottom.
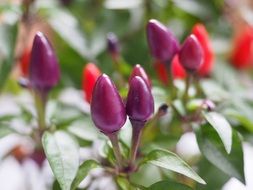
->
left=194, top=75, right=204, bottom=97
left=34, top=91, right=47, bottom=130
left=107, top=132, right=124, bottom=170
left=183, top=74, right=192, bottom=105
left=129, top=119, right=145, bottom=167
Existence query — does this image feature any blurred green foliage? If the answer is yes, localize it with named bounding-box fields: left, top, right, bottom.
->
left=1, top=0, right=253, bottom=190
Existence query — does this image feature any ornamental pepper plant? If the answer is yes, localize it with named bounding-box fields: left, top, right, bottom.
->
left=1, top=1, right=253, bottom=190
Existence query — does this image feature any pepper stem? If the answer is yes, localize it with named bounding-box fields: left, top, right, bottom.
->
left=183, top=73, right=193, bottom=105
left=107, top=132, right=124, bottom=170
left=129, top=119, right=145, bottom=167
left=34, top=90, right=47, bottom=130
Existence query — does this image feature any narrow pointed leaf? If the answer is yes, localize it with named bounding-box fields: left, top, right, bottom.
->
left=46, top=8, right=90, bottom=59
left=71, top=160, right=100, bottom=190
left=141, top=149, right=206, bottom=184
left=203, top=112, right=232, bottom=153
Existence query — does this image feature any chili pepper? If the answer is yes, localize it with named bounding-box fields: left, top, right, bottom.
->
left=147, top=19, right=179, bottom=63
left=91, top=74, right=126, bottom=134
left=179, top=34, right=203, bottom=73
left=230, top=25, right=253, bottom=69
left=29, top=32, right=60, bottom=93
left=129, top=64, right=151, bottom=88
left=192, top=23, right=214, bottom=76
left=82, top=63, right=101, bottom=103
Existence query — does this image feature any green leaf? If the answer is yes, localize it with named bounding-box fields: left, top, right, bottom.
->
left=200, top=80, right=229, bottom=101
left=172, top=0, right=211, bottom=18
left=229, top=99, right=253, bottom=132
left=195, top=125, right=245, bottom=183
left=116, top=177, right=135, bottom=190
left=0, top=124, right=15, bottom=139
left=67, top=118, right=99, bottom=142
left=130, top=163, right=162, bottom=188
left=42, top=131, right=79, bottom=190
left=224, top=108, right=253, bottom=132
left=0, top=20, right=18, bottom=90
left=45, top=8, right=91, bottom=59
left=141, top=149, right=206, bottom=184
left=196, top=157, right=229, bottom=190
left=52, top=180, right=61, bottom=190
left=213, top=61, right=243, bottom=93
left=71, top=160, right=100, bottom=190
left=148, top=180, right=193, bottom=190
left=102, top=140, right=117, bottom=165
left=203, top=112, right=232, bottom=153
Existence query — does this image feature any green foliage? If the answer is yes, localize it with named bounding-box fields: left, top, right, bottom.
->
left=148, top=180, right=193, bottom=190
left=0, top=0, right=251, bottom=189
left=0, top=20, right=18, bottom=91
left=42, top=131, right=79, bottom=190
left=71, top=160, right=100, bottom=190
left=195, top=125, right=245, bottom=183
left=203, top=112, right=232, bottom=153
left=141, top=149, right=206, bottom=184
left=0, top=124, right=16, bottom=139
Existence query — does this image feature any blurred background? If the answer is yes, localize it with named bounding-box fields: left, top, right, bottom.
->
left=1, top=0, right=253, bottom=190
left=2, top=0, right=253, bottom=88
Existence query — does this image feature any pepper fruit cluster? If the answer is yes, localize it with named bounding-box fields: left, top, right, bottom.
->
left=90, top=64, right=154, bottom=171
left=148, top=20, right=214, bottom=85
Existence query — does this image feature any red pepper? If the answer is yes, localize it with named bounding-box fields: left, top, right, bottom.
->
left=154, top=55, right=186, bottom=85
left=230, top=26, right=253, bottom=69
left=154, top=60, right=168, bottom=85
left=82, top=63, right=101, bottom=103
left=20, top=48, right=31, bottom=76
left=192, top=23, right=214, bottom=76
left=172, top=55, right=186, bottom=79
left=10, top=145, right=30, bottom=163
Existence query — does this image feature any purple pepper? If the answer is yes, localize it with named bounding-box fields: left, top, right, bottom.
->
left=126, top=76, right=154, bottom=122
left=146, top=19, right=179, bottom=62
left=129, top=64, right=151, bottom=88
left=29, top=32, right=60, bottom=93
left=91, top=74, right=126, bottom=134
left=107, top=32, right=120, bottom=58
left=179, top=34, right=204, bottom=73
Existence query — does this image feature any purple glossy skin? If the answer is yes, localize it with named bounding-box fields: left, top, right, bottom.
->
left=129, top=64, right=151, bottom=88
left=147, top=19, right=179, bottom=62
left=91, top=74, right=126, bottom=134
left=107, top=32, right=120, bottom=56
left=126, top=76, right=154, bottom=122
left=179, top=34, right=204, bottom=73
left=29, top=32, right=60, bottom=92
